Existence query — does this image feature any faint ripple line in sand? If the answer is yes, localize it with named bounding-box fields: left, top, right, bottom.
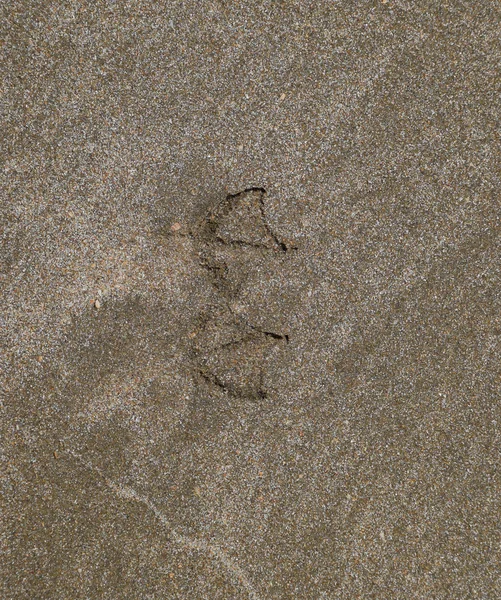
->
left=66, top=448, right=262, bottom=600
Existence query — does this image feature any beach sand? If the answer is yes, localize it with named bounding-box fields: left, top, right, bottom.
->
left=2, top=2, right=500, bottom=598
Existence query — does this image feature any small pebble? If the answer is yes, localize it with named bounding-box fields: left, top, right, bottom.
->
left=94, top=299, right=101, bottom=309
left=171, top=222, right=182, bottom=232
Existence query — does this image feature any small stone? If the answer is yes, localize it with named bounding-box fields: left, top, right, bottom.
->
left=94, top=299, right=101, bottom=309
left=171, top=222, right=182, bottom=232
left=279, top=93, right=286, bottom=101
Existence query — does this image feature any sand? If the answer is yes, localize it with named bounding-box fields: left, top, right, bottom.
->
left=2, top=1, right=501, bottom=598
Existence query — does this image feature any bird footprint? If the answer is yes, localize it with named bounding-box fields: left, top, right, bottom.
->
left=191, top=188, right=292, bottom=399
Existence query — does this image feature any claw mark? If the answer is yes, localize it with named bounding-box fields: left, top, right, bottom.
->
left=66, top=448, right=262, bottom=600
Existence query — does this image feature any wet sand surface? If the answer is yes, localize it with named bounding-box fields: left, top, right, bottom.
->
left=2, top=2, right=501, bottom=598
